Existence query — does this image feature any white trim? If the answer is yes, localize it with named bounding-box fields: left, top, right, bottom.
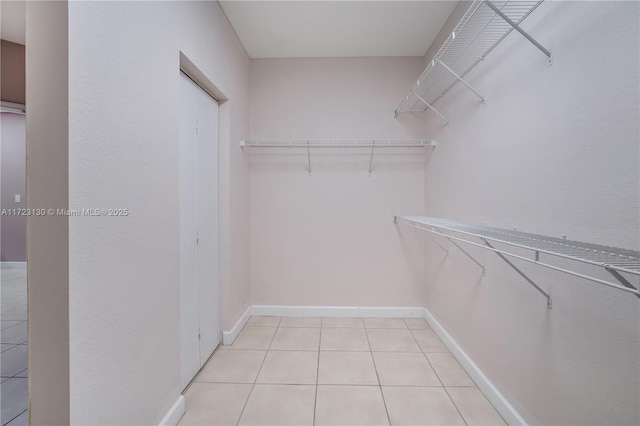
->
left=222, top=305, right=251, bottom=345
left=251, top=305, right=424, bottom=318
left=158, top=395, right=185, bottom=426
left=222, top=305, right=424, bottom=345
left=0, top=101, right=26, bottom=114
left=423, top=307, right=527, bottom=426
left=1, top=262, right=26, bottom=269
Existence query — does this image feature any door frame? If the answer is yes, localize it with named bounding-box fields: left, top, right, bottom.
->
left=179, top=52, right=229, bottom=389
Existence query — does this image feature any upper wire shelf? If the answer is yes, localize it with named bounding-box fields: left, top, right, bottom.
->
left=395, top=215, right=640, bottom=307
left=395, top=0, right=549, bottom=120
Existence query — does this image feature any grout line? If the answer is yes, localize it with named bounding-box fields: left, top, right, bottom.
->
left=411, top=326, right=469, bottom=426
left=313, top=324, right=321, bottom=425
left=2, top=408, right=27, bottom=426
left=192, top=380, right=451, bottom=388
left=183, top=342, right=225, bottom=394
left=408, top=328, right=450, bottom=353
left=363, top=325, right=392, bottom=426
left=443, top=386, right=470, bottom=426
left=411, top=328, right=445, bottom=387
left=235, top=316, right=276, bottom=426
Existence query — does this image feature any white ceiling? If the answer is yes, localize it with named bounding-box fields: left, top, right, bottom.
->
left=1, top=0, right=26, bottom=45
left=0, top=1, right=457, bottom=55
left=219, top=1, right=457, bottom=59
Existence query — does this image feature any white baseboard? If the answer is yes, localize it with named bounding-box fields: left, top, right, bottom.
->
left=423, top=307, right=527, bottom=426
left=158, top=395, right=185, bottom=426
left=1, top=262, right=26, bottom=269
left=222, top=305, right=251, bottom=345
left=251, top=305, right=424, bottom=318
left=222, top=305, right=424, bottom=345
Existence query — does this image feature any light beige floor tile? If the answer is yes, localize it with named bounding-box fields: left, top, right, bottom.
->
left=238, top=384, right=315, bottom=425
left=315, top=385, right=389, bottom=426
left=382, top=386, right=466, bottom=425
left=367, top=329, right=420, bottom=352
left=321, top=328, right=370, bottom=351
left=427, top=353, right=474, bottom=386
left=228, top=327, right=276, bottom=350
left=196, top=349, right=266, bottom=383
left=372, top=352, right=441, bottom=386
left=322, top=317, right=364, bottom=328
left=279, top=317, right=321, bottom=328
left=246, top=316, right=281, bottom=327
left=318, top=351, right=378, bottom=385
left=270, top=327, right=321, bottom=350
left=411, top=329, right=449, bottom=353
left=446, top=387, right=506, bottom=425
left=363, top=318, right=408, bottom=329
left=256, top=351, right=318, bottom=384
left=180, top=383, right=252, bottom=425
left=404, top=318, right=430, bottom=330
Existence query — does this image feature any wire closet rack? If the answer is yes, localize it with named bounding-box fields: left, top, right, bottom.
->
left=394, top=216, right=640, bottom=308
left=395, top=0, right=550, bottom=120
left=240, top=140, right=436, bottom=174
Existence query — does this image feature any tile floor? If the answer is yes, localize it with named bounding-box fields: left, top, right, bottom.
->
left=180, top=316, right=505, bottom=426
left=0, top=267, right=28, bottom=426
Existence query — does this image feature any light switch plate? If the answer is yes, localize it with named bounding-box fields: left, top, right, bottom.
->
left=14, top=194, right=21, bottom=203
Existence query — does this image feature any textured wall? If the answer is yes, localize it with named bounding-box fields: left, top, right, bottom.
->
left=419, top=2, right=640, bottom=424
left=67, top=1, right=250, bottom=423
left=26, top=1, right=70, bottom=422
left=249, top=57, right=430, bottom=307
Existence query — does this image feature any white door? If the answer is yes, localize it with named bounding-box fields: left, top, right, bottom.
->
left=179, top=71, right=221, bottom=389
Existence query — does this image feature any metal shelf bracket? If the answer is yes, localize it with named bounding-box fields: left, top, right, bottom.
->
left=415, top=93, right=449, bottom=124
left=485, top=0, right=552, bottom=65
left=437, top=227, right=486, bottom=275
left=484, top=239, right=552, bottom=308
left=437, top=60, right=485, bottom=104
left=605, top=267, right=640, bottom=298
left=368, top=141, right=375, bottom=175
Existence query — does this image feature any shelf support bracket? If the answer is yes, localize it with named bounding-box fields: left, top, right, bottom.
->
left=306, top=141, right=311, bottom=175
left=424, top=231, right=449, bottom=255
left=435, top=227, right=485, bottom=275
left=368, top=141, right=375, bottom=175
left=437, top=60, right=485, bottom=103
left=605, top=267, right=640, bottom=298
left=483, top=239, right=552, bottom=308
left=485, top=0, right=552, bottom=65
left=415, top=93, right=449, bottom=124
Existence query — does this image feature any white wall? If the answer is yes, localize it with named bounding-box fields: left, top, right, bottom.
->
left=26, top=2, right=70, bottom=423
left=66, top=2, right=250, bottom=423
left=249, top=58, right=430, bottom=307
left=419, top=2, right=639, bottom=425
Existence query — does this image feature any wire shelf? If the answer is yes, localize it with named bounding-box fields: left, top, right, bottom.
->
left=241, top=140, right=435, bottom=174
left=395, top=0, right=547, bottom=117
left=395, top=215, right=640, bottom=304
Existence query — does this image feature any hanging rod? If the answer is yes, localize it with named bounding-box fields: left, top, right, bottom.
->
left=395, top=0, right=549, bottom=119
left=240, top=140, right=436, bottom=149
left=394, top=215, right=640, bottom=306
left=241, top=140, right=436, bottom=175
